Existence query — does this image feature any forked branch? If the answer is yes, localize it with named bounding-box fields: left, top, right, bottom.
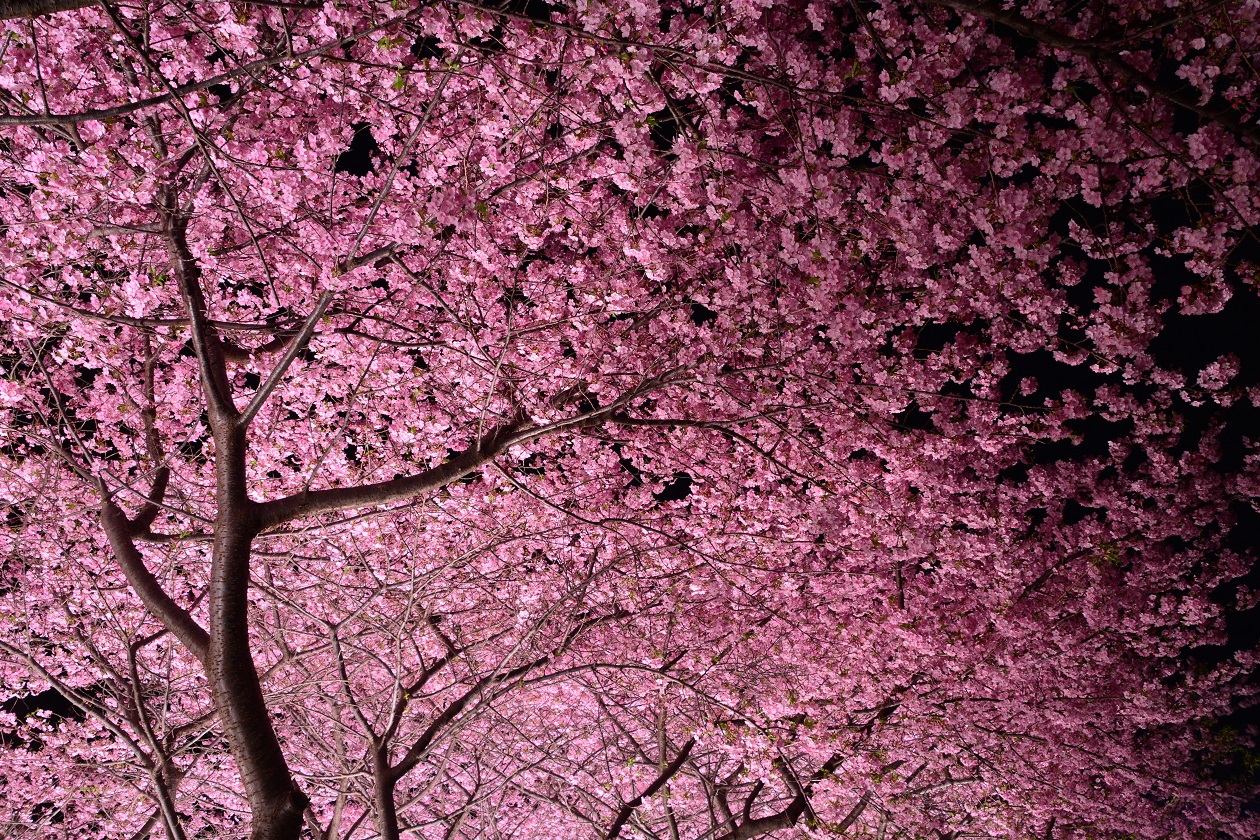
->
left=605, top=738, right=695, bottom=839
left=714, top=753, right=844, bottom=840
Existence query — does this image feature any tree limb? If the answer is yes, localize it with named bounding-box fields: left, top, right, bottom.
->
left=256, top=415, right=527, bottom=528
left=0, top=0, right=315, bottom=16
left=605, top=738, right=695, bottom=840
left=389, top=609, right=629, bottom=783
left=935, top=0, right=1260, bottom=145
left=162, top=207, right=236, bottom=427
left=101, top=490, right=210, bottom=664
left=238, top=291, right=332, bottom=427
left=714, top=753, right=844, bottom=840
left=0, top=0, right=91, bottom=19
left=0, top=8, right=424, bottom=126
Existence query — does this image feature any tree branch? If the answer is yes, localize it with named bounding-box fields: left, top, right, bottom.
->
left=101, top=499, right=210, bottom=664
left=0, top=0, right=316, bottom=16
left=935, top=0, right=1260, bottom=145
left=834, top=792, right=871, bottom=834
left=0, top=0, right=91, bottom=19
left=389, top=609, right=628, bottom=783
left=257, top=369, right=677, bottom=529
left=714, top=753, right=844, bottom=840
left=606, top=738, right=695, bottom=840
left=220, top=332, right=298, bottom=363
left=256, top=415, right=527, bottom=528
left=131, top=466, right=169, bottom=533
left=162, top=207, right=236, bottom=427
left=238, top=291, right=332, bottom=427
left=0, top=8, right=423, bottom=126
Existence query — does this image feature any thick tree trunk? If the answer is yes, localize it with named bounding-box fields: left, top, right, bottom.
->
left=207, top=426, right=307, bottom=840
left=0, top=0, right=92, bottom=19
left=372, top=752, right=402, bottom=840
left=163, top=202, right=309, bottom=840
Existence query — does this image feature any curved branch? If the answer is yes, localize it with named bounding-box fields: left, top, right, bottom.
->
left=257, top=367, right=679, bottom=529
left=131, top=466, right=170, bottom=533
left=101, top=499, right=210, bottom=664
left=714, top=753, right=844, bottom=840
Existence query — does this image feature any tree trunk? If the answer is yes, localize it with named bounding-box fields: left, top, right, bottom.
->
left=372, top=752, right=402, bottom=840
left=208, top=427, right=307, bottom=840
left=0, top=0, right=92, bottom=19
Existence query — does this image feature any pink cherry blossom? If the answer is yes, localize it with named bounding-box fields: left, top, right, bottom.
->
left=0, top=2, right=1257, bottom=840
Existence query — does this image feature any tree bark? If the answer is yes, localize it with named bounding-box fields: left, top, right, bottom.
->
left=372, top=750, right=402, bottom=840
left=165, top=202, right=308, bottom=840
left=102, top=497, right=210, bottom=664
left=207, top=425, right=308, bottom=840
left=0, top=0, right=92, bottom=19
left=714, top=753, right=844, bottom=840
left=257, top=418, right=525, bottom=527
left=606, top=738, right=694, bottom=839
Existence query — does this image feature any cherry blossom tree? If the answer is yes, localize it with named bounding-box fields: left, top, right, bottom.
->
left=0, top=2, right=1257, bottom=840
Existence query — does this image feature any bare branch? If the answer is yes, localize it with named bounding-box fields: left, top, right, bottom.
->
left=239, top=291, right=333, bottom=427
